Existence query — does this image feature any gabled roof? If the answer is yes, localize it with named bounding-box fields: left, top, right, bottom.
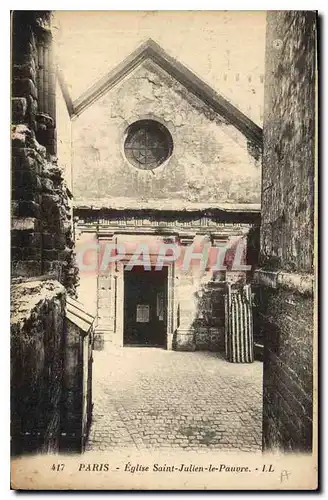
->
left=66, top=39, right=262, bottom=146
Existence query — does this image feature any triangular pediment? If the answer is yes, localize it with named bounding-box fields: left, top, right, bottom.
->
left=59, top=39, right=262, bottom=146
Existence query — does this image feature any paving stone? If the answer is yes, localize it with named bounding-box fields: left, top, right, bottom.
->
left=85, top=348, right=262, bottom=453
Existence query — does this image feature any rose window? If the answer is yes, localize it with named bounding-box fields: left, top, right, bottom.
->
left=124, top=119, right=173, bottom=170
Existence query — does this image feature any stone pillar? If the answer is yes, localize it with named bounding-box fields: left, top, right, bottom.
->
left=174, top=272, right=197, bottom=351
left=95, top=231, right=115, bottom=349
left=174, top=234, right=197, bottom=350
left=35, top=26, right=56, bottom=156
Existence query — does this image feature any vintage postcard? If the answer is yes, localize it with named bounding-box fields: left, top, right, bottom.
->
left=10, top=10, right=318, bottom=490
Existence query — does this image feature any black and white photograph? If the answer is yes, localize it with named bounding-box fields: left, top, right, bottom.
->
left=10, top=9, right=317, bottom=490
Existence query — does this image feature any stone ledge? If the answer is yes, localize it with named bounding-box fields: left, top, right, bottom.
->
left=73, top=198, right=261, bottom=213
left=253, top=269, right=314, bottom=296
left=11, top=279, right=65, bottom=329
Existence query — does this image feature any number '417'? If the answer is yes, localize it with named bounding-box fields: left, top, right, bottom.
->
left=51, top=464, right=65, bottom=471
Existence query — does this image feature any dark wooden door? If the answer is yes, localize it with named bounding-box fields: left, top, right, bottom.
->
left=124, top=266, right=167, bottom=347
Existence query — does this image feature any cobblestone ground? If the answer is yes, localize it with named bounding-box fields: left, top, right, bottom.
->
left=85, top=348, right=262, bottom=453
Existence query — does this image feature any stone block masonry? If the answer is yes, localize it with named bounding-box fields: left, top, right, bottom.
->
left=11, top=124, right=78, bottom=294
left=10, top=11, right=81, bottom=457
left=257, top=280, right=313, bottom=451
left=12, top=11, right=56, bottom=154
left=257, top=11, right=316, bottom=453
left=261, top=10, right=316, bottom=273
left=11, top=12, right=78, bottom=294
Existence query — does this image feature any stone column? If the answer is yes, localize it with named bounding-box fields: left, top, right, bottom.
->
left=35, top=26, right=56, bottom=156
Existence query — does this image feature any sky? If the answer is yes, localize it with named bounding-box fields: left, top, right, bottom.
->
left=53, top=11, right=266, bottom=126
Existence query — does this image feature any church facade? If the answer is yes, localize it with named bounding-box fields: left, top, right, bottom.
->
left=61, top=40, right=262, bottom=352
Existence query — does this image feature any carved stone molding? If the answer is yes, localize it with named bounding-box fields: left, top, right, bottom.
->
left=75, top=213, right=253, bottom=239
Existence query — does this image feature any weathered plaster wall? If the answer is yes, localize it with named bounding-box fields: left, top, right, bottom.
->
left=258, top=11, right=316, bottom=453
left=75, top=231, right=98, bottom=317
left=174, top=268, right=227, bottom=352
left=72, top=61, right=261, bottom=208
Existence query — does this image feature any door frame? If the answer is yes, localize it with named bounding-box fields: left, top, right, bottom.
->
left=115, top=261, right=175, bottom=349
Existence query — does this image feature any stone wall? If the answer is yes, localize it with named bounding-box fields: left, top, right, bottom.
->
left=12, top=12, right=56, bottom=154
left=261, top=11, right=315, bottom=273
left=11, top=280, right=66, bottom=455
left=257, top=11, right=316, bottom=452
left=11, top=11, right=80, bottom=456
left=72, top=60, right=262, bottom=208
left=12, top=12, right=40, bottom=133
left=191, top=281, right=226, bottom=352
left=11, top=11, right=78, bottom=294
left=11, top=125, right=78, bottom=293
left=173, top=271, right=227, bottom=352
left=258, top=281, right=313, bottom=451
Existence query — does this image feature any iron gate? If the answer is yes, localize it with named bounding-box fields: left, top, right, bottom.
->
left=224, top=284, right=254, bottom=363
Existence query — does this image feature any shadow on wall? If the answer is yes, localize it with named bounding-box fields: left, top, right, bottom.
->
left=172, top=275, right=260, bottom=362
left=191, top=279, right=227, bottom=352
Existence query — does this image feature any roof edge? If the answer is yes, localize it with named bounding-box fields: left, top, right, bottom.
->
left=57, top=67, right=75, bottom=117
left=71, top=39, right=263, bottom=146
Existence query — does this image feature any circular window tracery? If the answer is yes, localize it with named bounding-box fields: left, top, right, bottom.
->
left=124, top=119, right=173, bottom=170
